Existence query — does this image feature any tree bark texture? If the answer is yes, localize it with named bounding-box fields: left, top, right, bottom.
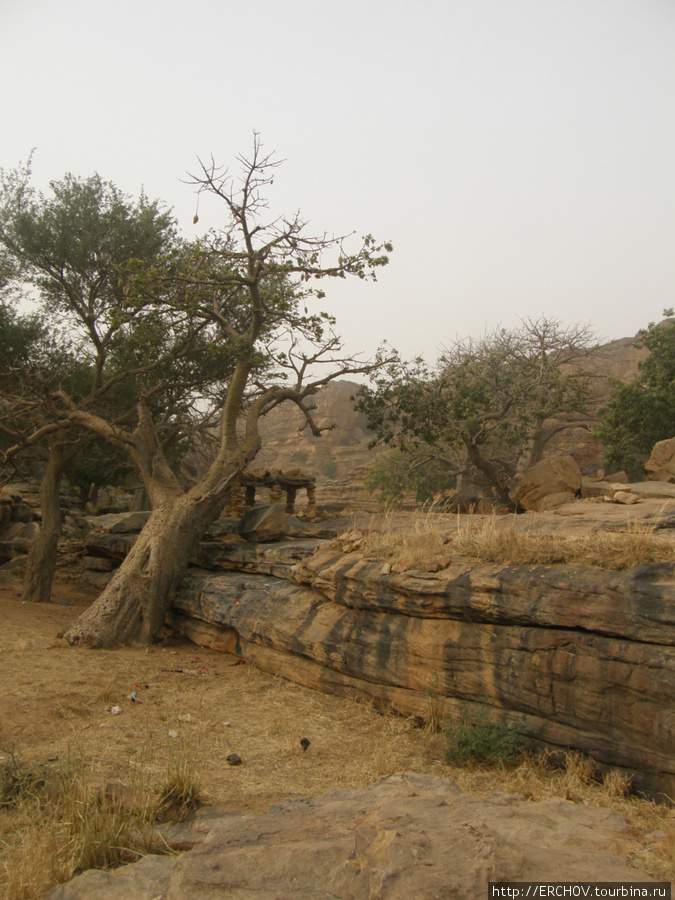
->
left=62, top=449, right=251, bottom=646
left=21, top=442, right=66, bottom=603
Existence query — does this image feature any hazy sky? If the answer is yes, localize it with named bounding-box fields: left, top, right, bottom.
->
left=2, top=0, right=673, bottom=362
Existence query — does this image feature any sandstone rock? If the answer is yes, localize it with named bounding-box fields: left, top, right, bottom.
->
left=510, top=456, right=582, bottom=511
left=645, top=437, right=675, bottom=483
left=204, top=517, right=241, bottom=538
left=45, top=773, right=653, bottom=899
left=535, top=490, right=576, bottom=511
left=238, top=503, right=290, bottom=542
left=581, top=480, right=613, bottom=499
left=194, top=538, right=324, bottom=576
left=171, top=550, right=675, bottom=799
left=82, top=555, right=117, bottom=571
left=81, top=570, right=114, bottom=589
left=86, top=511, right=151, bottom=534
left=613, top=490, right=641, bottom=505
left=624, top=482, right=675, bottom=500
left=84, top=532, right=137, bottom=560
left=603, top=470, right=629, bottom=484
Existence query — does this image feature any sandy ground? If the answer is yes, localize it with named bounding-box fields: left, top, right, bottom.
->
left=0, top=576, right=449, bottom=816
left=2, top=548, right=675, bottom=892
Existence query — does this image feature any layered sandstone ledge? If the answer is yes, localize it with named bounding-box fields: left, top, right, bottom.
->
left=168, top=544, right=675, bottom=801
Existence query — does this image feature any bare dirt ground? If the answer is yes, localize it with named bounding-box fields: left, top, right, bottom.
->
left=1, top=557, right=675, bottom=894
left=0, top=578, right=449, bottom=816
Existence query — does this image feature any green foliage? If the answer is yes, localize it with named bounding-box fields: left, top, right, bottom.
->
left=357, top=318, right=595, bottom=505
left=595, top=312, right=675, bottom=475
left=365, top=449, right=456, bottom=503
left=320, top=459, right=338, bottom=478
left=444, top=707, right=527, bottom=765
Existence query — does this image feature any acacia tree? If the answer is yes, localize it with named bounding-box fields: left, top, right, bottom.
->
left=0, top=165, right=228, bottom=603
left=595, top=310, right=675, bottom=476
left=42, top=138, right=392, bottom=646
left=356, top=318, right=596, bottom=507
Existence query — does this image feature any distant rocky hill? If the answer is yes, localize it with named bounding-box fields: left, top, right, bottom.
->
left=254, top=379, right=377, bottom=483
left=253, top=330, right=650, bottom=490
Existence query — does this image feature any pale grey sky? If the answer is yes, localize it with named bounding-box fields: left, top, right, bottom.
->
left=2, top=0, right=673, bottom=361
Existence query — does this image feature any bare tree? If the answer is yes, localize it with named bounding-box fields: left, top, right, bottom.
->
left=52, top=138, right=392, bottom=646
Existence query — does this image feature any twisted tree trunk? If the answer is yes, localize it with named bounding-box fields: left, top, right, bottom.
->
left=61, top=435, right=254, bottom=646
left=61, top=492, right=217, bottom=646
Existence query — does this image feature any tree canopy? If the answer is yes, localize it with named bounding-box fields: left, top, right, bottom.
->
left=595, top=310, right=675, bottom=477
left=356, top=318, right=596, bottom=507
left=0, top=137, right=392, bottom=644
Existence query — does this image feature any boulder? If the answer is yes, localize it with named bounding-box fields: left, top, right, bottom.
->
left=170, top=550, right=675, bottom=800
left=83, top=532, right=137, bottom=561
left=85, top=511, right=151, bottom=534
left=45, top=773, right=653, bottom=899
left=645, top=437, right=675, bottom=483
left=510, top=456, right=582, bottom=511
left=238, top=503, right=291, bottom=542
left=612, top=490, right=641, bottom=505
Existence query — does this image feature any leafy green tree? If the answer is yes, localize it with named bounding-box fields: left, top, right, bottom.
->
left=365, top=449, right=456, bottom=504
left=357, top=318, right=596, bottom=508
left=0, top=162, right=211, bottom=602
left=11, top=138, right=391, bottom=646
left=595, top=310, right=675, bottom=477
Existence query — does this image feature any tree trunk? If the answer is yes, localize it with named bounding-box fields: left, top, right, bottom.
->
left=61, top=458, right=244, bottom=647
left=464, top=440, right=516, bottom=509
left=22, top=442, right=66, bottom=603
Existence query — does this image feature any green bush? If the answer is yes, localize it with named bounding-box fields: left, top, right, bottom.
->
left=320, top=459, right=338, bottom=478
left=444, top=708, right=527, bottom=765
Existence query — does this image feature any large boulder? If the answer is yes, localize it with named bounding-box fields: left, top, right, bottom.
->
left=645, top=437, right=675, bottom=483
left=170, top=549, right=675, bottom=800
left=85, top=510, right=151, bottom=534
left=45, top=773, right=653, bottom=898
left=238, top=503, right=291, bottom=542
left=510, top=456, right=582, bottom=511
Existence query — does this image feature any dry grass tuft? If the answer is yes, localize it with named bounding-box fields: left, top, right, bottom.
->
left=362, top=503, right=449, bottom=570
left=362, top=509, right=674, bottom=571
left=0, top=746, right=180, bottom=899
left=155, top=737, right=202, bottom=823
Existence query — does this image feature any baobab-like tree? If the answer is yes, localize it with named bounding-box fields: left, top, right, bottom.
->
left=45, top=138, right=392, bottom=646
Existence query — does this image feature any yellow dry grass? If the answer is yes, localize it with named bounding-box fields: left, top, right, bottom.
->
left=2, top=568, right=675, bottom=895
left=362, top=506, right=675, bottom=570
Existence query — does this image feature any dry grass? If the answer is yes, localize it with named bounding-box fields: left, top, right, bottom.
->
left=361, top=503, right=449, bottom=570
left=0, top=745, right=180, bottom=899
left=2, top=575, right=675, bottom=893
left=362, top=507, right=675, bottom=571
left=440, top=747, right=675, bottom=882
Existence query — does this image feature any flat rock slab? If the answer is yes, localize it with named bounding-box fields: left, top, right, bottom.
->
left=171, top=554, right=675, bottom=798
left=45, top=773, right=653, bottom=899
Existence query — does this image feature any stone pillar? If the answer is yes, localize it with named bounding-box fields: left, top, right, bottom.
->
left=269, top=482, right=283, bottom=504
left=285, top=486, right=297, bottom=515
left=244, top=485, right=256, bottom=509
left=305, top=483, right=316, bottom=518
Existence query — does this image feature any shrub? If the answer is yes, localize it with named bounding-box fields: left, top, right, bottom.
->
left=445, top=708, right=527, bottom=765
left=320, top=459, right=338, bottom=479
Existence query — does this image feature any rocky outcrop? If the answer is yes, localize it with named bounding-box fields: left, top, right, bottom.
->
left=646, top=437, right=675, bottom=484
left=45, top=773, right=655, bottom=898
left=510, top=456, right=582, bottom=511
left=168, top=546, right=675, bottom=800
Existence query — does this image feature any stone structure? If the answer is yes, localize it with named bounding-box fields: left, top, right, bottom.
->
left=224, top=469, right=316, bottom=517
